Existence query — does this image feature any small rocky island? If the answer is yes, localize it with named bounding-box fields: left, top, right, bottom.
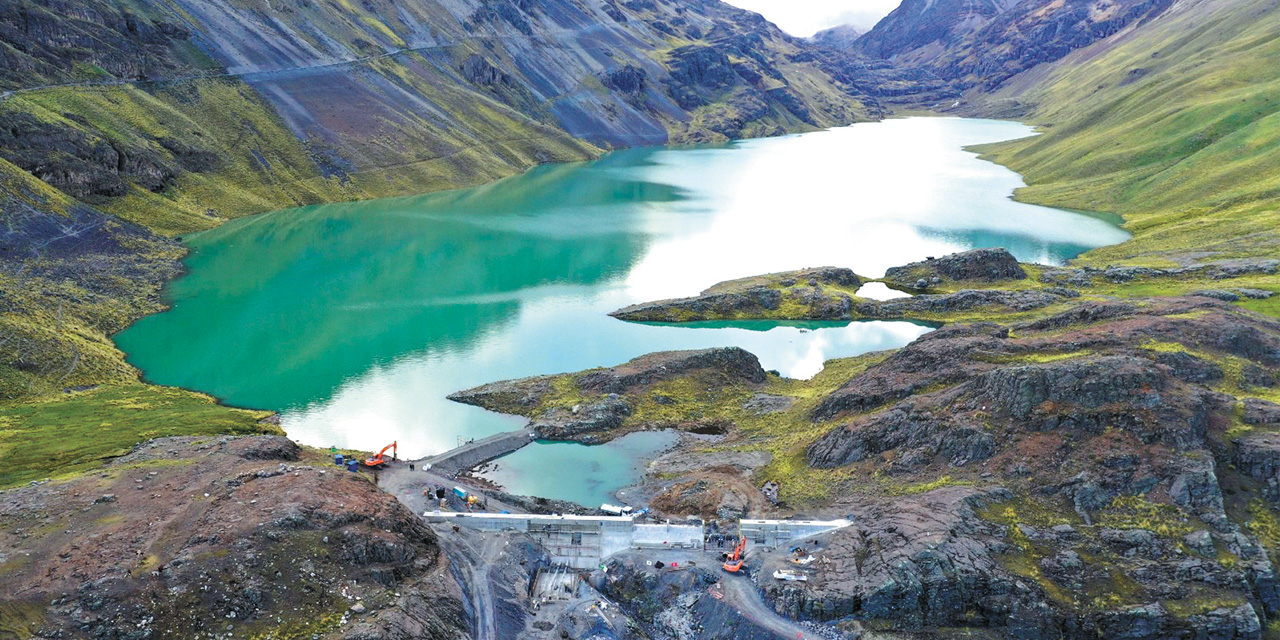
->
left=610, top=249, right=1083, bottom=324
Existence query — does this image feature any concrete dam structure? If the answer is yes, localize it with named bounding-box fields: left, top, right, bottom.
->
left=424, top=511, right=851, bottom=569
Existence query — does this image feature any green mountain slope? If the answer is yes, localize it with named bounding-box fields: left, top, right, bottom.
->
left=975, top=0, right=1280, bottom=273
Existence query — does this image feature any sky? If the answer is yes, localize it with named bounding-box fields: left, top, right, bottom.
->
left=722, top=0, right=902, bottom=36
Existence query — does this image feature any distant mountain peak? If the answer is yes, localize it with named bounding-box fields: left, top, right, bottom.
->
left=855, top=0, right=1175, bottom=91
left=809, top=24, right=863, bottom=49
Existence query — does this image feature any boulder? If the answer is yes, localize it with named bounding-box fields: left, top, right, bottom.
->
left=1242, top=399, right=1280, bottom=426
left=1234, top=432, right=1280, bottom=503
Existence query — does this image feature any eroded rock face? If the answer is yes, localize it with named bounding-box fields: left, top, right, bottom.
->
left=808, top=350, right=1221, bottom=469
left=856, top=287, right=1070, bottom=316
left=883, top=248, right=1028, bottom=289
left=807, top=402, right=998, bottom=469
left=649, top=470, right=766, bottom=519
left=811, top=322, right=1009, bottom=421
left=763, top=488, right=1018, bottom=626
left=0, top=111, right=219, bottom=203
left=758, top=486, right=1274, bottom=639
left=577, top=347, right=767, bottom=392
left=1236, top=432, right=1280, bottom=503
left=1243, top=399, right=1280, bottom=426
left=806, top=299, right=1277, bottom=525
left=967, top=355, right=1215, bottom=447
left=532, top=395, right=633, bottom=439
left=769, top=298, right=1280, bottom=637
left=854, top=0, right=1174, bottom=93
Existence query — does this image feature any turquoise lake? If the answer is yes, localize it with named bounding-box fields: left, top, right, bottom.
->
left=116, top=117, right=1129, bottom=503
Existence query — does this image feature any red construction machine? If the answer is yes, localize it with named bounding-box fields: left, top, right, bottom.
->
left=723, top=535, right=747, bottom=573
left=364, top=441, right=397, bottom=468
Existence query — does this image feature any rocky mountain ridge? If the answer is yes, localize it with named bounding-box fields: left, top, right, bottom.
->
left=843, top=0, right=1175, bottom=95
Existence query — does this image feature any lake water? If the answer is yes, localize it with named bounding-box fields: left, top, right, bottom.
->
left=117, top=117, right=1128, bottom=502
left=476, top=431, right=680, bottom=507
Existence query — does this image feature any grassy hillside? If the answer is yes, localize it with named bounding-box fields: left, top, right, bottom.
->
left=0, top=383, right=275, bottom=487
left=975, top=0, right=1280, bottom=273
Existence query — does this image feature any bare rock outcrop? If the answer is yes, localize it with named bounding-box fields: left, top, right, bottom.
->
left=883, top=248, right=1028, bottom=289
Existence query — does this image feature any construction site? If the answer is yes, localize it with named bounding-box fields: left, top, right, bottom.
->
left=326, top=431, right=855, bottom=639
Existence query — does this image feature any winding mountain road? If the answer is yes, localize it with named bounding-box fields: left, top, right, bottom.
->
left=0, top=27, right=609, bottom=103
left=719, top=575, right=847, bottom=640
left=444, top=531, right=506, bottom=640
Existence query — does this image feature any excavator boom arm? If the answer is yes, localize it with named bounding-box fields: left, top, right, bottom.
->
left=364, top=441, right=397, bottom=466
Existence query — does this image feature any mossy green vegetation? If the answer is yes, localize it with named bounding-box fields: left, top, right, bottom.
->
left=1245, top=499, right=1280, bottom=552
left=978, top=494, right=1081, bottom=605
left=883, top=474, right=973, bottom=496
left=976, top=492, right=1243, bottom=614
left=1095, top=495, right=1196, bottom=539
left=0, top=383, right=276, bottom=488
left=246, top=608, right=346, bottom=640
left=1139, top=339, right=1280, bottom=406
left=0, top=601, right=45, bottom=640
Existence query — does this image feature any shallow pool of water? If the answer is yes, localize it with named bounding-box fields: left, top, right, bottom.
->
left=854, top=282, right=914, bottom=300
left=117, top=117, right=1128, bottom=471
left=476, top=431, right=679, bottom=507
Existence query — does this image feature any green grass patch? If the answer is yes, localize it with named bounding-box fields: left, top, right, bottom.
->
left=1096, top=495, right=1196, bottom=538
left=1245, top=499, right=1280, bottom=551
left=882, top=474, right=972, bottom=496
left=0, top=383, right=276, bottom=488
left=0, top=600, right=45, bottom=640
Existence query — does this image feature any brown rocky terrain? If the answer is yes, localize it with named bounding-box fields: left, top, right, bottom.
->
left=0, top=435, right=466, bottom=639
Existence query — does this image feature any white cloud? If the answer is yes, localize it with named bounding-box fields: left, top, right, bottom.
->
left=722, top=0, right=902, bottom=36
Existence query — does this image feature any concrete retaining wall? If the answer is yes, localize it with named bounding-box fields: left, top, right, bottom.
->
left=739, top=519, right=852, bottom=549
left=425, top=512, right=703, bottom=568
left=633, top=523, right=704, bottom=549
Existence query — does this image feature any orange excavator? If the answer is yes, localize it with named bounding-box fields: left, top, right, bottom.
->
left=364, top=441, right=397, bottom=468
left=723, top=535, right=747, bottom=573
